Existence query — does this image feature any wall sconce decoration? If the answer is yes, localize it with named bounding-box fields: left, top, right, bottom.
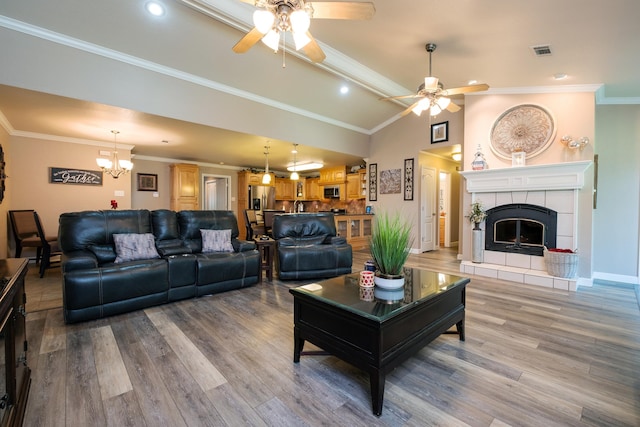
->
left=560, top=135, right=589, bottom=150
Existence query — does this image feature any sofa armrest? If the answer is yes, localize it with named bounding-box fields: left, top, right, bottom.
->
left=233, top=239, right=256, bottom=252
left=156, top=239, right=192, bottom=257
left=329, top=236, right=348, bottom=245
left=62, top=250, right=99, bottom=272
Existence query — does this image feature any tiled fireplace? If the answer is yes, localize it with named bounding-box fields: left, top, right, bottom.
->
left=459, top=161, right=592, bottom=291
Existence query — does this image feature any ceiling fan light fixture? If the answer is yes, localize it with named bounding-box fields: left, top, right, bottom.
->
left=290, top=10, right=311, bottom=33
left=436, top=96, right=451, bottom=109
left=261, top=30, right=280, bottom=51
left=253, top=9, right=275, bottom=34
left=424, top=76, right=439, bottom=91
left=293, top=31, right=311, bottom=50
left=430, top=104, right=443, bottom=116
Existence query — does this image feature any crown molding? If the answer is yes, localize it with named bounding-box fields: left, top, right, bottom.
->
left=0, top=110, right=14, bottom=135
left=11, top=129, right=135, bottom=150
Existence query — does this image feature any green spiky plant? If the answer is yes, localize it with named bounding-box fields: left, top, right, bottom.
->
left=369, top=211, right=414, bottom=277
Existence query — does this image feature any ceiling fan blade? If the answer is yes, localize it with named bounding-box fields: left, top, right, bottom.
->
left=400, top=101, right=421, bottom=117
left=302, top=32, right=326, bottom=62
left=446, top=101, right=461, bottom=113
left=379, top=94, right=422, bottom=101
left=308, top=2, right=375, bottom=20
left=232, top=27, right=264, bottom=53
left=443, top=83, right=490, bottom=96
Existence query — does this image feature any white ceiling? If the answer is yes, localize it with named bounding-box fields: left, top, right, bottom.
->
left=0, top=0, right=638, bottom=172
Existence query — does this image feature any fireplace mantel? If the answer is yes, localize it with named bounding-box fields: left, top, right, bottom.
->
left=460, top=161, right=592, bottom=193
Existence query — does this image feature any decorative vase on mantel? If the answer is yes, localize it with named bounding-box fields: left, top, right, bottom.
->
left=472, top=222, right=484, bottom=263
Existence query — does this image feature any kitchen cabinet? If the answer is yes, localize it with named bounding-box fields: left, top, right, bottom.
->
left=347, top=170, right=366, bottom=200
left=275, top=177, right=295, bottom=200
left=305, top=177, right=321, bottom=200
left=318, top=166, right=347, bottom=185
left=334, top=214, right=373, bottom=250
left=170, top=163, right=199, bottom=211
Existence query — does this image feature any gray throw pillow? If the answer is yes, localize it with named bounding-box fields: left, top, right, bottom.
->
left=200, top=229, right=234, bottom=253
left=112, top=233, right=160, bottom=263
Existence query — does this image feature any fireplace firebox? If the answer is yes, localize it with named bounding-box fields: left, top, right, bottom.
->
left=485, top=204, right=557, bottom=256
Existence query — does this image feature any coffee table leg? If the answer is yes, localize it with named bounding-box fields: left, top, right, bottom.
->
left=293, top=328, right=305, bottom=363
left=456, top=317, right=465, bottom=341
left=370, top=369, right=385, bottom=416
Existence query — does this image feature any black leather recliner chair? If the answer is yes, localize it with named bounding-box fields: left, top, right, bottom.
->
left=272, top=213, right=352, bottom=280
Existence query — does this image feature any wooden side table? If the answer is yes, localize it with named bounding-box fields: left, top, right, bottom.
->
left=253, top=237, right=276, bottom=283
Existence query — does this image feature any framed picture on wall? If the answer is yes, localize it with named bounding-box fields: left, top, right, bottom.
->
left=137, top=173, right=158, bottom=191
left=369, top=163, right=377, bottom=201
left=431, top=121, right=449, bottom=143
left=404, top=158, right=414, bottom=200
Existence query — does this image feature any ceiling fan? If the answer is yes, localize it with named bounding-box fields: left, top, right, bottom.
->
left=232, top=1, right=375, bottom=63
left=381, top=43, right=489, bottom=117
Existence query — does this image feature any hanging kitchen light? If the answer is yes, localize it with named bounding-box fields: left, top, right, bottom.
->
left=290, top=143, right=299, bottom=180
left=262, top=143, right=272, bottom=184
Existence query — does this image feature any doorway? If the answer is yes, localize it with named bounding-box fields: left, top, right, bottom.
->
left=439, top=171, right=452, bottom=247
left=202, top=174, right=231, bottom=210
left=420, top=166, right=437, bottom=252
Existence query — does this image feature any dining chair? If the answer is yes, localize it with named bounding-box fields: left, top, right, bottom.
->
left=244, top=209, right=266, bottom=240
left=9, top=210, right=60, bottom=277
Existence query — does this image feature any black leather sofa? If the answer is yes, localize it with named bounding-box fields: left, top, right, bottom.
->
left=272, top=213, right=352, bottom=280
left=58, top=209, right=260, bottom=323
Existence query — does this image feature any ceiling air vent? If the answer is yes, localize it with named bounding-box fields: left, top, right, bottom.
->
left=531, top=45, right=552, bottom=56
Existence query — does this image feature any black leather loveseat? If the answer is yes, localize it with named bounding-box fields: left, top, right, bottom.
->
left=272, top=213, right=352, bottom=280
left=58, top=209, right=260, bottom=323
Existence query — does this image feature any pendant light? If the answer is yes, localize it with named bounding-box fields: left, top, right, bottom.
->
left=262, top=143, right=272, bottom=184
left=96, top=130, right=133, bottom=179
left=290, top=143, right=299, bottom=180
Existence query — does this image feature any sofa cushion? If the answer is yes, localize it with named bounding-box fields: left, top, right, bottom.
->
left=278, top=235, right=327, bottom=247
left=113, top=233, right=160, bottom=263
left=201, top=229, right=234, bottom=253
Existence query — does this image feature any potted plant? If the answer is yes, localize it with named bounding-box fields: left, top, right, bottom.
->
left=468, top=201, right=487, bottom=230
left=369, top=211, right=414, bottom=289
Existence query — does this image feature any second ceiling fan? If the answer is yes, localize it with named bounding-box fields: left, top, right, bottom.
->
left=233, top=0, right=375, bottom=63
left=381, top=43, right=489, bottom=117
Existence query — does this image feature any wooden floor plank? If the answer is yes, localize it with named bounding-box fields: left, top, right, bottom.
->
left=91, top=325, right=133, bottom=400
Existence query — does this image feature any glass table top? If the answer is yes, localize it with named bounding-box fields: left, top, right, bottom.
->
left=289, top=267, right=470, bottom=322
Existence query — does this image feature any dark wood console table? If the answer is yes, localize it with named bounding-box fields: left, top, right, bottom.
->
left=0, top=259, right=30, bottom=427
left=290, top=267, right=469, bottom=416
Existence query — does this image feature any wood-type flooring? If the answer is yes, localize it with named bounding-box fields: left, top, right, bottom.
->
left=22, top=248, right=640, bottom=426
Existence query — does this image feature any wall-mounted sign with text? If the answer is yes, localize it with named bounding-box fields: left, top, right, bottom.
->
left=49, top=168, right=103, bottom=186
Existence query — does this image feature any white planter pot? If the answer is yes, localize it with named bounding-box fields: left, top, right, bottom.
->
left=374, top=274, right=405, bottom=290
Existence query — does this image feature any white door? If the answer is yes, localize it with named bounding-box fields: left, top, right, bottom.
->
left=421, top=167, right=437, bottom=252
left=202, top=175, right=230, bottom=210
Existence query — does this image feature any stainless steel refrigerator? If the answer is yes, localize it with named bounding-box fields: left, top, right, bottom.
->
left=249, top=185, right=276, bottom=214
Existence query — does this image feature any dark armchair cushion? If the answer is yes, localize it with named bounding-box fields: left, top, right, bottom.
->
left=272, top=213, right=337, bottom=240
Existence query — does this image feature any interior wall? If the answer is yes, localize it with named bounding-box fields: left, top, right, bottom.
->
left=9, top=135, right=133, bottom=239
left=593, top=105, right=640, bottom=282
left=370, top=109, right=464, bottom=252
left=463, top=92, right=596, bottom=278
left=130, top=159, right=171, bottom=210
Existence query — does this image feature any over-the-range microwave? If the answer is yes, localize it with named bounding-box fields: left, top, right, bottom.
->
left=323, top=186, right=340, bottom=199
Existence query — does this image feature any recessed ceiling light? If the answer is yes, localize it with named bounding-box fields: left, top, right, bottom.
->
left=553, top=73, right=568, bottom=80
left=467, top=80, right=478, bottom=85
left=145, top=1, right=165, bottom=17
left=340, top=85, right=349, bottom=94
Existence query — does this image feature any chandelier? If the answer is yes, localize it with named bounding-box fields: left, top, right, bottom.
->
left=96, top=130, right=133, bottom=179
left=262, top=143, right=272, bottom=184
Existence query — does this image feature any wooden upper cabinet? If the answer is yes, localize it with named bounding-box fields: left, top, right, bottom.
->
left=318, top=166, right=348, bottom=185
left=170, top=163, right=199, bottom=211
left=275, top=177, right=295, bottom=200
left=305, top=177, right=321, bottom=200
left=347, top=170, right=367, bottom=200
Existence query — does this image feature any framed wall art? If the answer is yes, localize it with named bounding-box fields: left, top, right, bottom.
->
left=431, top=121, right=449, bottom=143
left=404, top=158, right=414, bottom=200
left=368, top=163, right=377, bottom=201
left=137, top=173, right=158, bottom=191
left=379, top=168, right=401, bottom=194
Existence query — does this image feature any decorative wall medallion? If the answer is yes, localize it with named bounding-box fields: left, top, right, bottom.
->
left=490, top=104, right=556, bottom=159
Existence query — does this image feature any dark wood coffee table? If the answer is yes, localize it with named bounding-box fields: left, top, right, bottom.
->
left=289, top=268, right=469, bottom=416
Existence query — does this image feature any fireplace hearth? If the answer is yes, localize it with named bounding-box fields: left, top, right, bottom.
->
left=485, top=203, right=557, bottom=256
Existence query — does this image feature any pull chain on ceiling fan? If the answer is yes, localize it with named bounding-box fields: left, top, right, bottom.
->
left=233, top=0, right=375, bottom=64
left=380, top=43, right=489, bottom=117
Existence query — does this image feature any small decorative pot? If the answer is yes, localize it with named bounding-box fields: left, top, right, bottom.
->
left=374, top=272, right=405, bottom=290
